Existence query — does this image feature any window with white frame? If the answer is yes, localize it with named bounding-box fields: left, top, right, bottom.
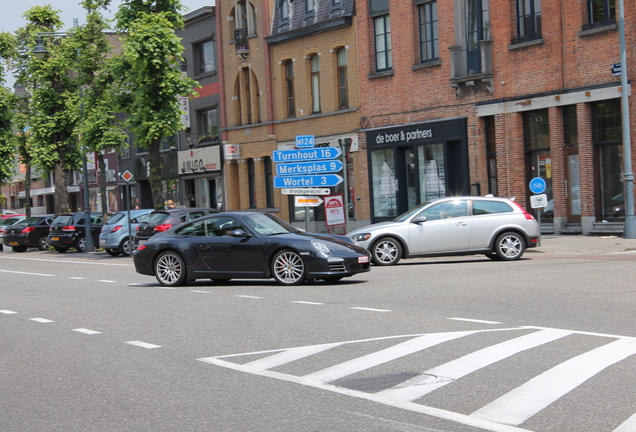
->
left=371, top=0, right=391, bottom=72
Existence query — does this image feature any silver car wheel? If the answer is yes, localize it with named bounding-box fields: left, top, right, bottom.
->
left=76, top=236, right=86, bottom=252
left=120, top=238, right=133, bottom=256
left=371, top=238, right=402, bottom=266
left=155, top=251, right=187, bottom=286
left=272, top=250, right=305, bottom=285
left=495, top=232, right=525, bottom=260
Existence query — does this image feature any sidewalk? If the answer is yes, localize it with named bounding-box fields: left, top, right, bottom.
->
left=530, top=234, right=636, bottom=255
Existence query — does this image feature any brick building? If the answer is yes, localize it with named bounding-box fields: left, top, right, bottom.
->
left=218, top=0, right=365, bottom=232
left=355, top=0, right=635, bottom=234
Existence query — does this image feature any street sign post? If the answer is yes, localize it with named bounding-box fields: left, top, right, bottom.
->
left=274, top=174, right=343, bottom=188
left=273, top=147, right=341, bottom=163
left=281, top=188, right=331, bottom=195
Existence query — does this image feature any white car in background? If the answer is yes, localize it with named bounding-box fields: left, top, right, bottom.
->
left=348, top=196, right=540, bottom=266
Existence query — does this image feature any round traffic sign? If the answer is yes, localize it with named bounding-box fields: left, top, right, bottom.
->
left=529, top=177, right=547, bottom=194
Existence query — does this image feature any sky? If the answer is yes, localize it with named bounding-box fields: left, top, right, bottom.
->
left=0, top=0, right=215, bottom=88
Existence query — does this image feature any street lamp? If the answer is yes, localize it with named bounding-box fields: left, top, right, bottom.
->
left=31, top=32, right=95, bottom=252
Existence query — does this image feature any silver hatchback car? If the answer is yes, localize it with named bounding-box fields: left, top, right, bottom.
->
left=348, top=196, right=540, bottom=265
left=99, top=209, right=153, bottom=256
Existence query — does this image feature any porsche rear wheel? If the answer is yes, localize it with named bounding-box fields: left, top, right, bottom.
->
left=154, top=251, right=187, bottom=287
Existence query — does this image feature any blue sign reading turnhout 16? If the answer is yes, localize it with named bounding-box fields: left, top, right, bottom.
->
left=273, top=147, right=341, bottom=163
left=295, top=135, right=315, bottom=148
left=529, top=177, right=547, bottom=194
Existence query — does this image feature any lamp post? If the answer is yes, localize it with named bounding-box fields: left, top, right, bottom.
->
left=32, top=32, right=95, bottom=251
left=618, top=0, right=636, bottom=238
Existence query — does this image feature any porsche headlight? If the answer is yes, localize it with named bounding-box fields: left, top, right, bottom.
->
left=311, top=240, right=331, bottom=254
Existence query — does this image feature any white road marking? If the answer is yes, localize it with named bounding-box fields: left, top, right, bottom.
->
left=244, top=342, right=343, bottom=370
left=98, top=280, right=117, bottom=283
left=73, top=328, right=101, bottom=335
left=126, top=341, right=161, bottom=349
left=158, top=287, right=176, bottom=290
left=471, top=337, right=636, bottom=426
left=191, top=290, right=211, bottom=293
left=378, top=328, right=574, bottom=401
left=292, top=301, right=324, bottom=305
left=613, top=412, right=636, bottom=431
left=30, top=318, right=53, bottom=323
left=350, top=307, right=392, bottom=312
left=0, top=255, right=132, bottom=266
left=449, top=317, right=502, bottom=324
left=199, top=357, right=532, bottom=432
left=0, top=310, right=17, bottom=314
left=236, top=295, right=262, bottom=299
left=0, top=270, right=52, bottom=277
left=304, top=330, right=482, bottom=383
left=69, top=277, right=85, bottom=280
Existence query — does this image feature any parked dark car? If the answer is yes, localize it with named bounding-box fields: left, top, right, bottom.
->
left=2, top=214, right=55, bottom=252
left=133, top=207, right=218, bottom=247
left=47, top=212, right=105, bottom=253
left=0, top=215, right=27, bottom=251
left=133, top=211, right=371, bottom=287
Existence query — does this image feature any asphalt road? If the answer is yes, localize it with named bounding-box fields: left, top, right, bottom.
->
left=1, top=248, right=636, bottom=432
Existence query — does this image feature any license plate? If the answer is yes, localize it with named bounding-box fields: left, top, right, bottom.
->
left=358, top=256, right=369, bottom=264
left=9, top=242, right=18, bottom=246
left=100, top=239, right=106, bottom=244
left=51, top=237, right=59, bottom=241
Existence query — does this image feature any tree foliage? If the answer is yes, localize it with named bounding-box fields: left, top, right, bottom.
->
left=114, top=0, right=198, bottom=209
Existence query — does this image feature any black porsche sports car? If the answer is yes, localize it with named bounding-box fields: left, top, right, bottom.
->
left=132, top=211, right=371, bottom=286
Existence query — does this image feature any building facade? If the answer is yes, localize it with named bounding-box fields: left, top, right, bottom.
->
left=355, top=0, right=635, bottom=235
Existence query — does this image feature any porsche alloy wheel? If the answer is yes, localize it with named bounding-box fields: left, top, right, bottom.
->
left=155, top=251, right=187, bottom=287
left=272, top=250, right=305, bottom=286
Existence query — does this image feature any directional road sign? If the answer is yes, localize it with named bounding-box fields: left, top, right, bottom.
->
left=281, top=188, right=331, bottom=195
left=295, top=135, right=314, bottom=148
left=273, top=147, right=341, bottom=163
left=274, top=174, right=343, bottom=188
left=276, top=160, right=343, bottom=176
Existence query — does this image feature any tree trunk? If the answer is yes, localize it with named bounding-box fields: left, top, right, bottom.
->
left=148, top=137, right=164, bottom=210
left=98, top=152, right=109, bottom=220
left=53, top=162, right=70, bottom=214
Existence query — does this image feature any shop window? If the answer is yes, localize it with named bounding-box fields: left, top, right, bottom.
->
left=523, top=109, right=552, bottom=219
left=418, top=143, right=446, bottom=202
left=247, top=158, right=256, bottom=208
left=371, top=149, right=397, bottom=218
left=592, top=99, right=623, bottom=220
left=417, top=0, right=438, bottom=62
left=485, top=116, right=498, bottom=195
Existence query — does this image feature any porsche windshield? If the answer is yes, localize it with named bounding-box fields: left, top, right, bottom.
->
left=243, top=213, right=299, bottom=236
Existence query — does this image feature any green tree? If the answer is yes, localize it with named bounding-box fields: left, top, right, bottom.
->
left=0, top=32, right=17, bottom=190
left=73, top=0, right=126, bottom=219
left=114, top=0, right=197, bottom=209
left=15, top=6, right=81, bottom=214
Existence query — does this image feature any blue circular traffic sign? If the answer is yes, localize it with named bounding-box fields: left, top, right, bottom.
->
left=529, top=177, right=547, bottom=194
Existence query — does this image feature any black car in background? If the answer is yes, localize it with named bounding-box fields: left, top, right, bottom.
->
left=133, top=208, right=218, bottom=247
left=133, top=211, right=371, bottom=286
left=3, top=214, right=55, bottom=252
left=48, top=212, right=105, bottom=253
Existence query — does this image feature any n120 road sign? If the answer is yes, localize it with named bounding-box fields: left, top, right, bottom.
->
left=276, top=160, right=343, bottom=176
left=274, top=174, right=343, bottom=188
left=273, top=147, right=341, bottom=163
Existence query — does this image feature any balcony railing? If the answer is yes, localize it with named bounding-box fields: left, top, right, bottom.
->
left=234, top=28, right=249, bottom=58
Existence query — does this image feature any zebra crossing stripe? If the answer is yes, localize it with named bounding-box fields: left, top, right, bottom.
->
left=377, top=328, right=573, bottom=402
left=613, top=412, right=636, bottom=431
left=243, top=342, right=343, bottom=370
left=303, top=329, right=483, bottom=383
left=471, top=337, right=636, bottom=426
